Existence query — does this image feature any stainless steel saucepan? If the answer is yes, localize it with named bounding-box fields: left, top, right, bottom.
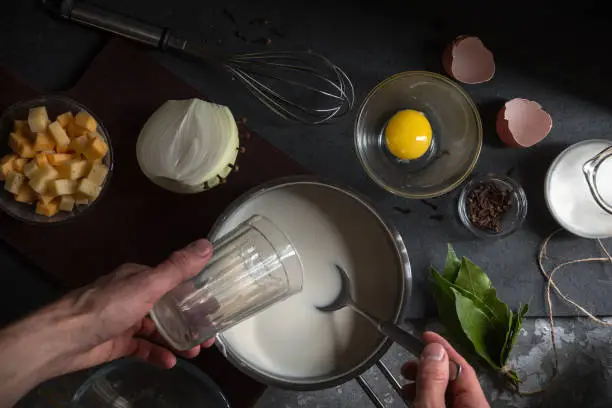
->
left=208, top=176, right=412, bottom=407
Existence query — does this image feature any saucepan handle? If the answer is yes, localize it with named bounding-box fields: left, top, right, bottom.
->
left=357, top=357, right=460, bottom=407
left=583, top=145, right=612, bottom=215
left=356, top=361, right=405, bottom=408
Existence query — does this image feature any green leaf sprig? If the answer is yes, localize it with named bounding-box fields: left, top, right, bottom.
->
left=430, top=244, right=528, bottom=386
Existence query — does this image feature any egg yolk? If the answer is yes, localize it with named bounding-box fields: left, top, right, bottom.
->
left=384, top=109, right=432, bottom=160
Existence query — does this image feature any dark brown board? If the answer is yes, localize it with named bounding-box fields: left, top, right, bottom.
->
left=0, top=39, right=309, bottom=407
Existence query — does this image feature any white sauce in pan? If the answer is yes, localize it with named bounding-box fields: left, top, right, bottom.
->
left=215, top=183, right=403, bottom=379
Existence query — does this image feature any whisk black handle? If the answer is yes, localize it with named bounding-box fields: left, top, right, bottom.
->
left=42, top=0, right=171, bottom=49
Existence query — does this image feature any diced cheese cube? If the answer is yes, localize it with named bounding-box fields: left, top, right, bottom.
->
left=14, top=184, right=36, bottom=204
left=0, top=154, right=16, bottom=181
left=38, top=194, right=56, bottom=205
left=83, top=137, right=109, bottom=161
left=87, top=131, right=102, bottom=141
left=28, top=175, right=50, bottom=195
left=4, top=171, right=24, bottom=194
left=34, top=153, right=49, bottom=167
left=69, top=136, right=89, bottom=155
left=74, top=111, right=97, bottom=132
left=59, top=195, right=75, bottom=212
left=28, top=106, right=49, bottom=133
left=48, top=121, right=71, bottom=148
left=32, top=164, right=59, bottom=183
left=9, top=133, right=27, bottom=151
left=1, top=154, right=16, bottom=165
left=67, top=121, right=88, bottom=138
left=49, top=179, right=78, bottom=196
left=35, top=199, right=59, bottom=217
left=56, top=144, right=69, bottom=153
left=77, top=178, right=101, bottom=199
left=13, top=158, right=27, bottom=173
left=0, top=164, right=12, bottom=181
left=9, top=133, right=35, bottom=158
left=56, top=112, right=74, bottom=128
left=13, top=120, right=30, bottom=137
left=23, top=160, right=39, bottom=179
left=46, top=153, right=73, bottom=166
left=33, top=132, right=56, bottom=152
left=87, top=162, right=109, bottom=186
left=56, top=160, right=88, bottom=180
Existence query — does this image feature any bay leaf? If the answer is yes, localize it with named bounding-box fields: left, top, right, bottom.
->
left=443, top=244, right=461, bottom=282
left=500, top=309, right=515, bottom=367
left=431, top=245, right=529, bottom=385
left=453, top=258, right=512, bottom=362
left=502, top=303, right=529, bottom=366
left=455, top=257, right=492, bottom=299
left=434, top=257, right=512, bottom=359
left=451, top=287, right=502, bottom=370
left=451, top=282, right=509, bottom=327
left=430, top=267, right=468, bottom=345
left=452, top=285, right=511, bottom=365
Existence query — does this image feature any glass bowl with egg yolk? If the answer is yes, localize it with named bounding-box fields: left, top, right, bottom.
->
left=354, top=71, right=482, bottom=199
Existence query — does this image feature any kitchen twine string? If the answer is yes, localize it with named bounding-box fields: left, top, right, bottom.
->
left=511, top=228, right=612, bottom=395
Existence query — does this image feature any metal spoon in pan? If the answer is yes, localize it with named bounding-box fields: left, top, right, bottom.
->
left=317, top=265, right=461, bottom=381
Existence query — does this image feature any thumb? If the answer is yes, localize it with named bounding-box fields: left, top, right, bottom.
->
left=414, top=342, right=450, bottom=408
left=145, top=239, right=214, bottom=303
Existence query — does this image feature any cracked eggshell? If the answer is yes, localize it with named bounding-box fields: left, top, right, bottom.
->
left=443, top=36, right=495, bottom=84
left=496, top=98, right=552, bottom=148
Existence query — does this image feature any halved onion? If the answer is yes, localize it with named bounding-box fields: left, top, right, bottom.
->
left=136, top=98, right=239, bottom=192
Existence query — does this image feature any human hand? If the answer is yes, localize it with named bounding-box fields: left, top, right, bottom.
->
left=0, top=239, right=215, bottom=408
left=55, top=239, right=216, bottom=373
left=401, top=331, right=490, bottom=408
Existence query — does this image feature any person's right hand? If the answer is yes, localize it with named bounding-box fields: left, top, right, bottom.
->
left=401, top=331, right=490, bottom=408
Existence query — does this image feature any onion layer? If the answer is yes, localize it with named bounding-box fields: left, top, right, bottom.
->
left=137, top=98, right=239, bottom=192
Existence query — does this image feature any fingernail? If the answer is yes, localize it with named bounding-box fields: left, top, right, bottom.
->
left=421, top=343, right=445, bottom=361
left=188, top=239, right=213, bottom=257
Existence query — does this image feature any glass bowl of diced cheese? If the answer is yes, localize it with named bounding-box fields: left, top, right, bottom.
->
left=0, top=95, right=113, bottom=224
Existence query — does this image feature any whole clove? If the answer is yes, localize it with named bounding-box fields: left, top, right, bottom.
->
left=249, top=18, right=269, bottom=25
left=223, top=8, right=237, bottom=24
left=234, top=31, right=247, bottom=42
left=393, top=206, right=412, bottom=215
left=466, top=182, right=513, bottom=232
left=251, top=37, right=272, bottom=45
left=270, top=27, right=287, bottom=38
left=420, top=199, right=438, bottom=211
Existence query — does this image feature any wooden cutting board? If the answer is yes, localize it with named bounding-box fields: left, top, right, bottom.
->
left=0, top=39, right=309, bottom=407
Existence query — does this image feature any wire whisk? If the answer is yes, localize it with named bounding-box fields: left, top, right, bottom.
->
left=226, top=51, right=354, bottom=124
left=45, top=0, right=355, bottom=124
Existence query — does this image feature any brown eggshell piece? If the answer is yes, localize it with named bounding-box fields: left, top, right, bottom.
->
left=496, top=107, right=520, bottom=147
left=443, top=36, right=495, bottom=84
left=496, top=98, right=552, bottom=148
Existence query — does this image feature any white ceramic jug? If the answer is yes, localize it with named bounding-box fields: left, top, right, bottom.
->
left=545, top=139, right=612, bottom=239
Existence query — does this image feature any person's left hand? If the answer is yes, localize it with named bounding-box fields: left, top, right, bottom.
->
left=34, top=239, right=215, bottom=377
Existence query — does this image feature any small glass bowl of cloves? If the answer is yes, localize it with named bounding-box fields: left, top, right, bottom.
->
left=457, top=174, right=527, bottom=238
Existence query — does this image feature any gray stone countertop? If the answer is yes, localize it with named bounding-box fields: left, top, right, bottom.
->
left=17, top=317, right=612, bottom=407
left=4, top=0, right=612, bottom=319
left=5, top=1, right=612, bottom=407
left=256, top=317, right=612, bottom=407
